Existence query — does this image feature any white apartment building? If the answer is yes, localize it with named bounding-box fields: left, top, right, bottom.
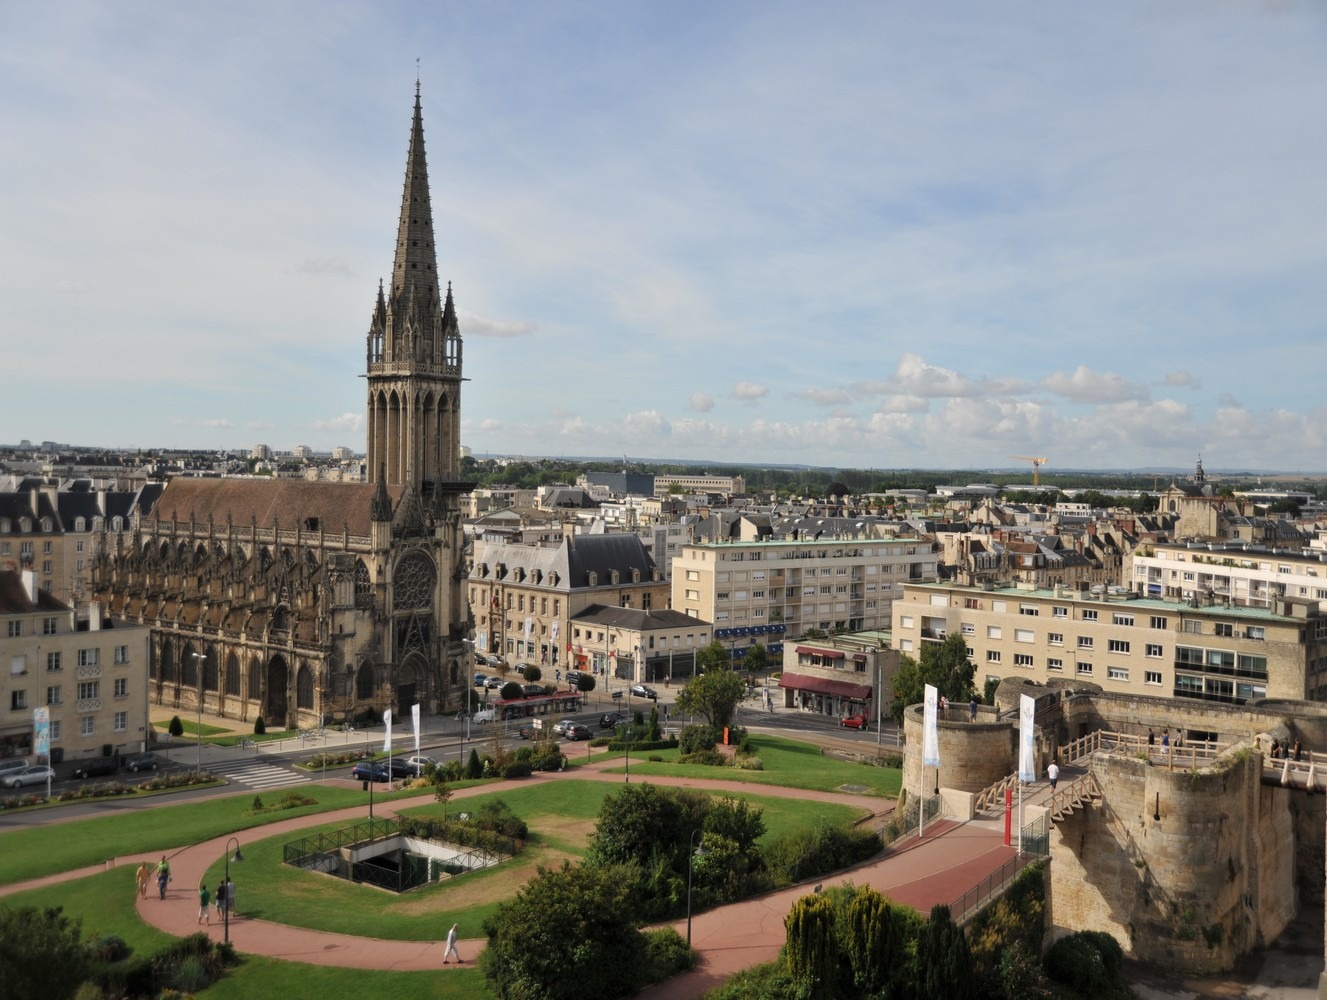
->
left=671, top=537, right=938, bottom=660
left=1131, top=540, right=1327, bottom=611
left=653, top=474, right=745, bottom=498
left=892, top=581, right=1327, bottom=706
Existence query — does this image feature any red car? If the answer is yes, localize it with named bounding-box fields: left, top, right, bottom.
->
left=840, top=712, right=870, bottom=730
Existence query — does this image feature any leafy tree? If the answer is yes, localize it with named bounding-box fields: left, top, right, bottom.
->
left=0, top=905, right=90, bottom=1000
left=916, top=904, right=976, bottom=1000
left=705, top=796, right=765, bottom=854
left=588, top=785, right=710, bottom=874
left=784, top=892, right=837, bottom=999
left=674, top=663, right=746, bottom=728
left=522, top=664, right=542, bottom=684
left=696, top=640, right=731, bottom=673
left=575, top=673, right=597, bottom=694
left=481, top=861, right=646, bottom=1000
left=465, top=748, right=483, bottom=780
left=500, top=681, right=524, bottom=702
left=742, top=643, right=769, bottom=675
left=432, top=775, right=453, bottom=820
left=889, top=634, right=976, bottom=725
left=168, top=715, right=184, bottom=738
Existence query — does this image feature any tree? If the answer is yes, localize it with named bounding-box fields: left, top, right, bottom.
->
left=784, top=893, right=837, bottom=999
left=523, top=664, right=542, bottom=684
left=741, top=643, right=769, bottom=675
left=0, top=905, right=90, bottom=1000
left=576, top=673, right=597, bottom=694
left=916, top=904, right=976, bottom=1000
left=674, top=663, right=746, bottom=728
left=696, top=640, right=731, bottom=673
left=168, top=715, right=184, bottom=738
left=588, top=785, right=710, bottom=874
left=481, top=861, right=647, bottom=1000
left=432, top=775, right=453, bottom=821
left=500, top=681, right=524, bottom=702
left=889, top=633, right=976, bottom=725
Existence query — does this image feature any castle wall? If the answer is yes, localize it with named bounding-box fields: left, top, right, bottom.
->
left=902, top=703, right=1016, bottom=794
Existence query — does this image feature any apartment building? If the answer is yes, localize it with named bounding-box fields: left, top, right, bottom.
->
left=776, top=631, right=900, bottom=718
left=892, top=581, right=1327, bottom=705
left=1, top=570, right=150, bottom=763
left=652, top=474, right=745, bottom=498
left=1131, top=540, right=1327, bottom=611
left=671, top=537, right=938, bottom=647
left=468, top=533, right=671, bottom=670
left=567, top=604, right=711, bottom=685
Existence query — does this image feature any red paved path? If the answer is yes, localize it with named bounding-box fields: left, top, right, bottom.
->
left=3, top=755, right=1024, bottom=996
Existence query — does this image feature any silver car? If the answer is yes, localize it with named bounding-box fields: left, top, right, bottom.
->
left=2, top=765, right=55, bottom=788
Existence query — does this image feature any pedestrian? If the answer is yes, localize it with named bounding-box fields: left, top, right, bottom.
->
left=216, top=878, right=228, bottom=921
left=1162, top=729, right=1170, bottom=750
left=443, top=923, right=462, bottom=964
left=1047, top=761, right=1059, bottom=791
left=155, top=856, right=171, bottom=900
left=226, top=877, right=236, bottom=919
left=197, top=882, right=211, bottom=925
left=1147, top=728, right=1155, bottom=747
left=969, top=698, right=978, bottom=722
left=1294, top=739, right=1303, bottom=762
left=135, top=861, right=151, bottom=900
left=1270, top=739, right=1281, bottom=759
left=940, top=694, right=949, bottom=716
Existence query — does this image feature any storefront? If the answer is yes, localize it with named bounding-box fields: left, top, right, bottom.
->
left=776, top=672, right=873, bottom=718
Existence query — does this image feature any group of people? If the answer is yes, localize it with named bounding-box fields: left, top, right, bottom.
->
left=1269, top=738, right=1303, bottom=761
left=196, top=877, right=236, bottom=925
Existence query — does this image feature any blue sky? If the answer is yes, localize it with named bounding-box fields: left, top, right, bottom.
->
left=4, top=2, right=1326, bottom=472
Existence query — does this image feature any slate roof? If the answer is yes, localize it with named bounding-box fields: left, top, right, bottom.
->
left=143, top=478, right=402, bottom=536
left=0, top=570, right=68, bottom=613
left=474, top=533, right=658, bottom=589
left=570, top=604, right=705, bottom=630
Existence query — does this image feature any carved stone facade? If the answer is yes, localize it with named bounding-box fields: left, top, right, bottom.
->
left=91, top=86, right=473, bottom=729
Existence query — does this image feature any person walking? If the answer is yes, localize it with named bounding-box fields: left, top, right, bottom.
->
left=1147, top=728, right=1155, bottom=747
left=225, top=878, right=236, bottom=919
left=969, top=698, right=978, bottom=722
left=155, top=856, right=171, bottom=900
left=1047, top=761, right=1059, bottom=792
left=215, top=878, right=228, bottom=921
left=135, top=861, right=151, bottom=900
left=198, top=883, right=212, bottom=925
left=443, top=923, right=462, bottom=964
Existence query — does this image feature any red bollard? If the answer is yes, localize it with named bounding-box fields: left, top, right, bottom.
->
left=1004, top=787, right=1013, bottom=846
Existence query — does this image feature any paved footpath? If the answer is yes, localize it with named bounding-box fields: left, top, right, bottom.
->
left=3, top=755, right=1019, bottom=995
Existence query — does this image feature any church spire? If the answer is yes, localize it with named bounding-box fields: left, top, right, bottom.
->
left=391, top=85, right=440, bottom=307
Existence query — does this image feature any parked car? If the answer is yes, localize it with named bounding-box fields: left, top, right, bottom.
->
left=562, top=723, right=592, bottom=741
left=485, top=676, right=505, bottom=689
left=0, top=758, right=31, bottom=778
left=124, top=752, right=161, bottom=772
left=840, top=713, right=870, bottom=731
left=630, top=684, right=658, bottom=701
left=473, top=673, right=488, bottom=687
left=565, top=669, right=584, bottom=686
left=523, top=683, right=549, bottom=698
left=517, top=724, right=540, bottom=741
left=551, top=718, right=578, bottom=736
left=2, top=765, right=55, bottom=788
left=484, top=654, right=504, bottom=667
left=472, top=708, right=496, bottom=724
left=404, top=755, right=438, bottom=775
left=71, top=756, right=119, bottom=779
left=599, top=712, right=627, bottom=731
left=351, top=761, right=390, bottom=782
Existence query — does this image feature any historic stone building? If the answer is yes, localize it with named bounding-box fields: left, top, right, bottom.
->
left=91, top=85, right=473, bottom=729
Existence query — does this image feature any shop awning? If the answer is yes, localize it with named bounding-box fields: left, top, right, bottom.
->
left=794, top=645, right=845, bottom=659
left=778, top=673, right=872, bottom=700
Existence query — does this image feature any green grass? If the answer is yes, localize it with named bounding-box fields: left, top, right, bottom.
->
left=197, top=780, right=867, bottom=940
left=599, top=733, right=903, bottom=796
left=0, top=785, right=442, bottom=887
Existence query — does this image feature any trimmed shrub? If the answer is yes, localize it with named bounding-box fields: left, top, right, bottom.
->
left=679, top=724, right=722, bottom=754
left=501, top=760, right=533, bottom=780
left=1044, top=930, right=1124, bottom=993
left=168, top=716, right=184, bottom=738
left=253, top=716, right=266, bottom=735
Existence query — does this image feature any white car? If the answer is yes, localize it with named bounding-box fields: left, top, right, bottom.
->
left=404, top=755, right=438, bottom=775
left=551, top=718, right=578, bottom=736
left=2, top=764, right=55, bottom=788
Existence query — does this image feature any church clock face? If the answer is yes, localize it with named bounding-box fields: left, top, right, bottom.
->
left=394, top=551, right=436, bottom=610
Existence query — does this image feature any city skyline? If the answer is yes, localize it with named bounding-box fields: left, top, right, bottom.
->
left=4, top=2, right=1326, bottom=471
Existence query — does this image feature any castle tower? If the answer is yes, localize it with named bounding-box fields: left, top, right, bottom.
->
left=365, top=82, right=463, bottom=491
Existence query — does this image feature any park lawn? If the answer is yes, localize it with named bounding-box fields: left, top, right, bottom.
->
left=198, top=780, right=867, bottom=941
left=173, top=720, right=232, bottom=738
left=1, top=866, right=177, bottom=957
left=0, top=785, right=438, bottom=887
left=597, top=733, right=904, bottom=797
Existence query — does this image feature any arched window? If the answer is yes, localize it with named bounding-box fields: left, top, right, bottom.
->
left=296, top=664, right=314, bottom=709
left=248, top=657, right=262, bottom=700
left=203, top=651, right=219, bottom=691
left=225, top=654, right=241, bottom=696
left=354, top=559, right=372, bottom=606
left=182, top=649, right=198, bottom=687
left=159, top=641, right=174, bottom=684
left=356, top=664, right=376, bottom=700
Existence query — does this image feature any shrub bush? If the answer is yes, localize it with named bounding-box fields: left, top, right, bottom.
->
left=679, top=724, right=722, bottom=754
left=679, top=748, right=727, bottom=767
left=168, top=716, right=184, bottom=738
left=1044, top=930, right=1123, bottom=993
left=643, top=926, right=694, bottom=981
left=762, top=823, right=882, bottom=888
left=253, top=716, right=266, bottom=735
left=501, top=760, right=533, bottom=780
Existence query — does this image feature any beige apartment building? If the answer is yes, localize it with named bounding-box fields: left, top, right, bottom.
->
left=1, top=570, right=150, bottom=764
left=671, top=537, right=937, bottom=661
left=892, top=581, right=1327, bottom=706
left=1131, top=540, right=1327, bottom=611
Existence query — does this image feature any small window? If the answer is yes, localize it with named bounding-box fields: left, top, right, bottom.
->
left=1107, top=666, right=1129, bottom=681
left=986, top=650, right=1002, bottom=663
left=1146, top=643, right=1163, bottom=658
left=1108, top=639, right=1130, bottom=654
left=1144, top=670, right=1163, bottom=686
left=1047, top=658, right=1063, bottom=672
left=1076, top=661, right=1094, bottom=676
left=1077, top=636, right=1094, bottom=649
left=1081, top=609, right=1098, bottom=622
left=1048, top=632, right=1063, bottom=646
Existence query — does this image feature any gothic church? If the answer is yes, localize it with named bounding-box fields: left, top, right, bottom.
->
left=92, top=85, right=473, bottom=728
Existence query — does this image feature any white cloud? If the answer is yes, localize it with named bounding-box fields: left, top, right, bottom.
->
left=311, top=413, right=363, bottom=433
left=461, top=312, right=535, bottom=339
left=797, top=387, right=852, bottom=406
left=1163, top=371, right=1200, bottom=389
left=688, top=393, right=714, bottom=413
left=733, top=382, right=768, bottom=402
left=1039, top=367, right=1150, bottom=405
left=202, top=418, right=233, bottom=429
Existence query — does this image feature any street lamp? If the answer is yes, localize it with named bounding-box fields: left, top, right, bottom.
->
left=221, top=837, right=243, bottom=946
left=190, top=652, right=206, bottom=772
left=686, top=828, right=709, bottom=948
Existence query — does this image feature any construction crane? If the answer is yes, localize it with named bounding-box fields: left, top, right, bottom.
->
left=1009, top=455, right=1049, bottom=487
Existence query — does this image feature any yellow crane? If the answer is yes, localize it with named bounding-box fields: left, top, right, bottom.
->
left=1009, top=455, right=1049, bottom=487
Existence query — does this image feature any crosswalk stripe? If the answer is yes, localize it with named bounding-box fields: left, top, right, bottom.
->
left=206, top=759, right=309, bottom=789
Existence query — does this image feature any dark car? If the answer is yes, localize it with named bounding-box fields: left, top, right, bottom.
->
left=565, top=669, right=584, bottom=686
left=523, top=683, right=549, bottom=698
left=384, top=758, right=416, bottom=779
left=517, top=724, right=540, bottom=741
left=125, top=752, right=161, bottom=772
left=563, top=723, right=592, bottom=741
left=629, top=684, right=658, bottom=701
left=351, top=761, right=390, bottom=782
left=71, top=756, right=119, bottom=780
left=599, top=712, right=627, bottom=731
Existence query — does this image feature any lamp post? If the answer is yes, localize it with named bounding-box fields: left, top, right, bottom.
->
left=221, top=837, right=243, bottom=946
left=190, top=652, right=206, bottom=772
left=686, top=828, right=708, bottom=948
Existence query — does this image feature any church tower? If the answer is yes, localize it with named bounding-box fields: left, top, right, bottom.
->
left=365, top=81, right=463, bottom=491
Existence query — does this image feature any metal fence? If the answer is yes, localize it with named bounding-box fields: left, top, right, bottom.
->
left=284, top=818, right=400, bottom=870
left=948, top=852, right=1040, bottom=925
left=877, top=792, right=943, bottom=850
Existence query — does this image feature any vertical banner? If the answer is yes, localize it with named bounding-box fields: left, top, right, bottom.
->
left=411, top=703, right=421, bottom=755
left=922, top=684, right=940, bottom=767
left=478, top=630, right=488, bottom=652
left=1018, top=694, right=1037, bottom=782
left=33, top=706, right=50, bottom=759
left=382, top=709, right=393, bottom=753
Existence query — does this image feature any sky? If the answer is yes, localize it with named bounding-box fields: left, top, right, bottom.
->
left=4, top=2, right=1327, bottom=474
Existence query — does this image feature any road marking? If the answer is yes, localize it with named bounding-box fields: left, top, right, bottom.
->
left=206, top=758, right=309, bottom=790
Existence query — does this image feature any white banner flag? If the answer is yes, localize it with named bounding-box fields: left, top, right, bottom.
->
left=478, top=630, right=488, bottom=652
left=551, top=620, right=559, bottom=639
left=524, top=617, right=533, bottom=640
left=922, top=684, right=941, bottom=767
left=1018, top=694, right=1037, bottom=782
left=33, top=707, right=50, bottom=759
left=411, top=703, right=421, bottom=754
left=382, top=709, right=393, bottom=754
